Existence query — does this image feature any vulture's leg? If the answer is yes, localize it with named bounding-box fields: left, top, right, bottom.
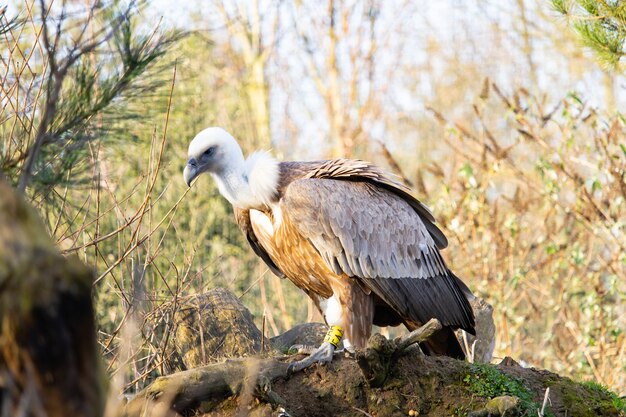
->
left=288, top=282, right=373, bottom=373
left=288, top=339, right=337, bottom=373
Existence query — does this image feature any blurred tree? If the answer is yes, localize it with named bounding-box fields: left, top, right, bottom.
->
left=201, top=0, right=278, bottom=150
left=286, top=0, right=383, bottom=158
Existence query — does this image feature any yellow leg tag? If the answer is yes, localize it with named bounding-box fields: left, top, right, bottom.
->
left=323, top=325, right=344, bottom=348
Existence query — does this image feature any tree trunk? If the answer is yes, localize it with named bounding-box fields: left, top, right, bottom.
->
left=0, top=177, right=104, bottom=417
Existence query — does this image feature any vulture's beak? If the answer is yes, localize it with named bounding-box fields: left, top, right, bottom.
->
left=183, top=159, right=198, bottom=187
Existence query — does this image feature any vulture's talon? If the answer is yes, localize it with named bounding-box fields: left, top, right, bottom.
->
left=339, top=345, right=357, bottom=358
left=287, top=344, right=317, bottom=355
left=288, top=341, right=336, bottom=373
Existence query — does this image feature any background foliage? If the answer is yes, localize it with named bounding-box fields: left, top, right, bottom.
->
left=1, top=0, right=624, bottom=399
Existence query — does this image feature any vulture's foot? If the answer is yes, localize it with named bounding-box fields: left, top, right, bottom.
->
left=287, top=325, right=344, bottom=373
left=288, top=344, right=318, bottom=355
left=340, top=344, right=357, bottom=358
left=287, top=341, right=336, bottom=373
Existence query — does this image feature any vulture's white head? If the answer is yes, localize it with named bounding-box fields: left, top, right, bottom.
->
left=183, top=127, right=244, bottom=187
left=183, top=127, right=279, bottom=209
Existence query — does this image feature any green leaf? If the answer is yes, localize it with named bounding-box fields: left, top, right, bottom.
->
left=546, top=243, right=558, bottom=255
left=571, top=247, right=585, bottom=266
left=567, top=91, right=583, bottom=106
left=591, top=179, right=602, bottom=192
left=459, top=162, right=474, bottom=178
left=551, top=0, right=569, bottom=14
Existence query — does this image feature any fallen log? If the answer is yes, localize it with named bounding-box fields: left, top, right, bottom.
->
left=122, top=347, right=626, bottom=417
left=123, top=358, right=291, bottom=416
left=121, top=291, right=625, bottom=417
left=123, top=318, right=454, bottom=417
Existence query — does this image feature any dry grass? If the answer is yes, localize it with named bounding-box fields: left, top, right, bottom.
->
left=422, top=82, right=625, bottom=393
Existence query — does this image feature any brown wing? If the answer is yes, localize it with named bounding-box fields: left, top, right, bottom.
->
left=280, top=176, right=474, bottom=333
left=233, top=207, right=285, bottom=279
left=301, top=159, right=449, bottom=249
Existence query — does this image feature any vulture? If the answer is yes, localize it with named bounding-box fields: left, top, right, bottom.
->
left=183, top=127, right=475, bottom=370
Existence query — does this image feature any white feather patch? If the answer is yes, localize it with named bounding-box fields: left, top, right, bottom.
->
left=250, top=209, right=274, bottom=237
left=188, top=127, right=239, bottom=158
left=271, top=204, right=283, bottom=229
left=245, top=151, right=279, bottom=208
left=343, top=338, right=353, bottom=350
left=323, top=294, right=343, bottom=326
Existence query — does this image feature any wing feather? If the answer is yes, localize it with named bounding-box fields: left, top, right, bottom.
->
left=281, top=177, right=474, bottom=332
left=233, top=207, right=286, bottom=279
left=285, top=179, right=442, bottom=279
left=302, top=159, right=449, bottom=249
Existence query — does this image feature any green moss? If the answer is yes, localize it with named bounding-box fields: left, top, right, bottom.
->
left=580, top=381, right=626, bottom=413
left=555, top=379, right=626, bottom=417
left=461, top=364, right=551, bottom=417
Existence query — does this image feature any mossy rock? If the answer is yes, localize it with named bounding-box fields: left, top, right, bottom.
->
left=549, top=379, right=626, bottom=417
left=172, top=288, right=262, bottom=369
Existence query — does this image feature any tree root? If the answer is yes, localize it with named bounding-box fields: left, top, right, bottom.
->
left=356, top=318, right=442, bottom=387
left=122, top=358, right=290, bottom=416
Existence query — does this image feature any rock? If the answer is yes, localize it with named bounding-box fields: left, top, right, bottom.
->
left=469, top=395, right=520, bottom=416
left=270, top=323, right=329, bottom=352
left=171, top=288, right=262, bottom=370
left=458, top=296, right=496, bottom=363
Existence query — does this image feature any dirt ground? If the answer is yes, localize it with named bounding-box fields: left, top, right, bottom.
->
left=141, top=289, right=623, bottom=417
left=198, top=349, right=625, bottom=417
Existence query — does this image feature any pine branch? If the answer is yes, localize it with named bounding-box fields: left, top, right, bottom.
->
left=552, top=0, right=626, bottom=71
left=14, top=0, right=182, bottom=193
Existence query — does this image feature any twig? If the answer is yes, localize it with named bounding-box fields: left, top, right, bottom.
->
left=395, top=319, right=442, bottom=351
left=538, top=387, right=550, bottom=417
left=353, top=407, right=374, bottom=417
left=378, top=140, right=414, bottom=188
left=261, top=313, right=266, bottom=353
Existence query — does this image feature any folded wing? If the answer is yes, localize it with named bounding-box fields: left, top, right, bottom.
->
left=281, top=177, right=474, bottom=333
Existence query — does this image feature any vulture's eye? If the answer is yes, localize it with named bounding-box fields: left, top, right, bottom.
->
left=203, top=146, right=216, bottom=157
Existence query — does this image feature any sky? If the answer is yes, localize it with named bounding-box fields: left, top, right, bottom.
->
left=6, top=0, right=623, bottom=159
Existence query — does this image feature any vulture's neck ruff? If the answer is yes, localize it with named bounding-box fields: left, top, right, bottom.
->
left=214, top=151, right=279, bottom=209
